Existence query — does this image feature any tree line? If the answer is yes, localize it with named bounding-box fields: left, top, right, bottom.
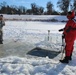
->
left=0, top=0, right=76, bottom=15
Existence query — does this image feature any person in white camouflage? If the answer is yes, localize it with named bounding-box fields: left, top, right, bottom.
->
left=0, top=15, right=5, bottom=44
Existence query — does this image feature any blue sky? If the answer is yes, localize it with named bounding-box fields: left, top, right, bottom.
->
left=0, top=0, right=59, bottom=11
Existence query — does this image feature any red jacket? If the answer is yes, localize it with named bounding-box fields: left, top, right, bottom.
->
left=63, top=10, right=76, bottom=38
left=63, top=19, right=76, bottom=36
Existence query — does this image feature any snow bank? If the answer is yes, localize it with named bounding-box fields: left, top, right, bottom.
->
left=3, top=14, right=68, bottom=21
left=0, top=56, right=76, bottom=75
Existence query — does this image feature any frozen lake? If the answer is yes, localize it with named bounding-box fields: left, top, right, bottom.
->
left=0, top=15, right=76, bottom=75
left=0, top=21, right=70, bottom=58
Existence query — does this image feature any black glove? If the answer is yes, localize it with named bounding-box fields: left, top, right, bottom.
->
left=66, top=26, right=72, bottom=33
left=62, top=34, right=65, bottom=39
left=58, top=28, right=64, bottom=32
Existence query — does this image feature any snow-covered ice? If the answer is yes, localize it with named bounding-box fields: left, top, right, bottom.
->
left=0, top=15, right=76, bottom=75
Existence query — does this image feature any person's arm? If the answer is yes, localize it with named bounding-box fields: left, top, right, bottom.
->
left=66, top=26, right=72, bottom=33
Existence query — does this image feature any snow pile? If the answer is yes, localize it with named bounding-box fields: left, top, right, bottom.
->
left=0, top=56, right=76, bottom=75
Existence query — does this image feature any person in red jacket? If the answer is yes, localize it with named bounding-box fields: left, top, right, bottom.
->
left=59, top=10, right=76, bottom=63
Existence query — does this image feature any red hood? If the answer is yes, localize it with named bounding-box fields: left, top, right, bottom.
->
left=67, top=10, right=75, bottom=19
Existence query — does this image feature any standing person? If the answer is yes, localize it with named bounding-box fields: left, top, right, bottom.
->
left=59, top=10, right=76, bottom=63
left=0, top=15, right=5, bottom=44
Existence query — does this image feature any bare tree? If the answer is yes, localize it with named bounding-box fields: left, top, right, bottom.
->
left=46, top=1, right=53, bottom=15
left=73, top=0, right=76, bottom=11
left=57, top=0, right=71, bottom=15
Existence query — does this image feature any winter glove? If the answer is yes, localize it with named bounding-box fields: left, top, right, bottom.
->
left=62, top=34, right=65, bottom=39
left=58, top=28, right=64, bottom=32
left=66, top=26, right=72, bottom=33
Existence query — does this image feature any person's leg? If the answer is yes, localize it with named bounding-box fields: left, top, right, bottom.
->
left=0, top=31, right=3, bottom=44
left=65, top=43, right=74, bottom=57
left=60, top=35, right=75, bottom=63
left=69, top=46, right=74, bottom=60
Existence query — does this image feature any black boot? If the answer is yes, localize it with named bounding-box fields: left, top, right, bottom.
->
left=69, top=54, right=72, bottom=60
left=60, top=56, right=70, bottom=64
